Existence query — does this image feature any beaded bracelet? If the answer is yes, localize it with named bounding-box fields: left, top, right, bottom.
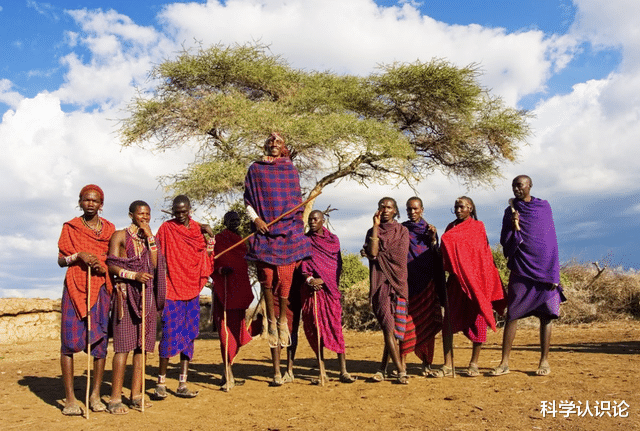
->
left=64, top=253, right=78, bottom=266
left=119, top=269, right=137, bottom=280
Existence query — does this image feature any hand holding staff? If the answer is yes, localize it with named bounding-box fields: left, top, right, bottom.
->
left=508, top=198, right=521, bottom=231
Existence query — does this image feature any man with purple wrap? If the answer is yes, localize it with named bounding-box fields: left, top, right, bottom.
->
left=490, top=175, right=566, bottom=377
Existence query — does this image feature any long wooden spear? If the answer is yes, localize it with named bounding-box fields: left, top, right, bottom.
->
left=508, top=198, right=521, bottom=231
left=223, top=274, right=231, bottom=390
left=215, top=190, right=322, bottom=259
left=313, top=290, right=326, bottom=386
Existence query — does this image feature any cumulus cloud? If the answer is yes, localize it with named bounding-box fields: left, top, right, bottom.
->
left=0, top=79, right=24, bottom=109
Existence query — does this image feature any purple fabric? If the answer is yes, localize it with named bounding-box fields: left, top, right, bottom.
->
left=158, top=297, right=200, bottom=360
left=107, top=230, right=166, bottom=353
left=402, top=219, right=444, bottom=297
left=300, top=227, right=346, bottom=354
left=506, top=274, right=564, bottom=321
left=60, top=283, right=109, bottom=358
left=243, top=157, right=311, bottom=265
left=365, top=220, right=410, bottom=300
left=500, top=197, right=560, bottom=284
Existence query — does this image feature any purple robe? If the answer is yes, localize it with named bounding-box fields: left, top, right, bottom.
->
left=106, top=229, right=167, bottom=352
left=501, top=197, right=566, bottom=320
left=243, top=157, right=311, bottom=265
left=300, top=227, right=346, bottom=354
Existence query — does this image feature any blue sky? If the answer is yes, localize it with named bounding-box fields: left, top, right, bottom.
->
left=1, top=0, right=639, bottom=298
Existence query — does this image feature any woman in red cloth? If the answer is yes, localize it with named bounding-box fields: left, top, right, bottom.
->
left=431, top=196, right=504, bottom=377
left=57, top=184, right=115, bottom=415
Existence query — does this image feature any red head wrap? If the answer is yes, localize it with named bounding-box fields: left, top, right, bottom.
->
left=79, top=184, right=104, bottom=203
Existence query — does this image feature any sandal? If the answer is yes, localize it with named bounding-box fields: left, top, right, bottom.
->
left=420, top=363, right=431, bottom=377
left=62, top=403, right=83, bottom=416
left=396, top=372, right=409, bottom=385
left=339, top=372, right=357, bottom=383
left=267, top=319, right=278, bottom=348
left=277, top=320, right=291, bottom=347
left=269, top=375, right=284, bottom=387
left=107, top=401, right=129, bottom=415
left=152, top=385, right=168, bottom=400
left=488, top=364, right=510, bottom=376
left=89, top=397, right=107, bottom=412
left=368, top=371, right=386, bottom=382
left=536, top=364, right=551, bottom=376
left=130, top=395, right=152, bottom=411
left=428, top=366, right=453, bottom=378
left=466, top=364, right=480, bottom=377
left=176, top=386, right=199, bottom=398
left=282, top=370, right=295, bottom=384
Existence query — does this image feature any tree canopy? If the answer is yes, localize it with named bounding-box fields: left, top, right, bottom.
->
left=119, top=43, right=530, bottom=211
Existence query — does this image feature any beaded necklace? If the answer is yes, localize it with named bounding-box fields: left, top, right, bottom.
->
left=81, top=215, right=103, bottom=236
left=126, top=224, right=146, bottom=257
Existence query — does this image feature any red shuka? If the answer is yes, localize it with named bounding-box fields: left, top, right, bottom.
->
left=58, top=217, right=115, bottom=319
left=440, top=218, right=504, bottom=331
left=157, top=218, right=213, bottom=300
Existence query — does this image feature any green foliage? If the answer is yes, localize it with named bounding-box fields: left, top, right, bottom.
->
left=339, top=251, right=369, bottom=293
left=120, top=43, right=530, bottom=209
left=491, top=244, right=510, bottom=286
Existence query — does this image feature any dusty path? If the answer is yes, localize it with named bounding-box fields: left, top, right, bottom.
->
left=1, top=321, right=638, bottom=430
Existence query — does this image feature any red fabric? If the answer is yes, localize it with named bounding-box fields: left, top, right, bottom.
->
left=212, top=301, right=252, bottom=363
left=256, top=261, right=296, bottom=298
left=440, top=218, right=504, bottom=332
left=157, top=218, right=213, bottom=300
left=212, top=229, right=253, bottom=310
left=58, top=217, right=115, bottom=318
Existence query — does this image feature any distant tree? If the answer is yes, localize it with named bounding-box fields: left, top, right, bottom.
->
left=120, top=43, right=530, bottom=215
left=339, top=251, right=369, bottom=293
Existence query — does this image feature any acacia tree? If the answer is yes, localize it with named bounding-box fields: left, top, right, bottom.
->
left=119, top=43, right=529, bottom=215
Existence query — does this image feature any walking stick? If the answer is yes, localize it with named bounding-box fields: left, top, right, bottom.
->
left=141, top=282, right=146, bottom=413
left=85, top=266, right=91, bottom=419
left=508, top=199, right=521, bottom=231
left=313, top=290, right=325, bottom=386
left=216, top=190, right=322, bottom=259
left=443, top=282, right=455, bottom=378
left=223, top=274, right=231, bottom=388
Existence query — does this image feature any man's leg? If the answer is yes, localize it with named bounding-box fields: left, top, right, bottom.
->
left=338, top=352, right=356, bottom=383
left=109, top=352, right=129, bottom=414
left=489, top=319, right=517, bottom=376
left=467, top=342, right=482, bottom=376
left=383, top=329, right=407, bottom=383
left=537, top=317, right=552, bottom=375
left=60, top=354, right=78, bottom=412
left=177, top=353, right=199, bottom=397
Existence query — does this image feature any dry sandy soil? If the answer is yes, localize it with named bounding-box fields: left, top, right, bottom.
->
left=1, top=321, right=638, bottom=430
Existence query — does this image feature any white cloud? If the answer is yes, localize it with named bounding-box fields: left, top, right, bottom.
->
left=0, top=79, right=24, bottom=109
left=158, top=0, right=577, bottom=105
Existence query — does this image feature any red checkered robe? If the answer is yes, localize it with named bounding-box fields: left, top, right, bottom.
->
left=364, top=220, right=411, bottom=339
left=58, top=216, right=115, bottom=319
left=212, top=229, right=254, bottom=363
left=300, top=227, right=346, bottom=355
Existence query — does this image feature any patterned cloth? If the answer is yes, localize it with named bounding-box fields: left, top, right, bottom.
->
left=441, top=218, right=505, bottom=342
left=60, top=283, right=110, bottom=358
left=156, top=218, right=213, bottom=301
left=212, top=229, right=254, bottom=363
left=256, top=261, right=296, bottom=299
left=58, top=216, right=115, bottom=318
left=501, top=197, right=566, bottom=320
left=212, top=229, right=254, bottom=310
left=364, top=220, right=411, bottom=339
left=300, top=227, right=346, bottom=355
left=107, top=227, right=167, bottom=353
left=399, top=219, right=443, bottom=360
left=243, top=157, right=311, bottom=266
left=158, top=297, right=200, bottom=360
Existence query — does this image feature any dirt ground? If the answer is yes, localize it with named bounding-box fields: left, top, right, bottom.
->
left=1, top=320, right=638, bottom=430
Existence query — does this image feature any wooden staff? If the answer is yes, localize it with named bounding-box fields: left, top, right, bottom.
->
left=223, top=274, right=231, bottom=389
left=85, top=266, right=91, bottom=419
left=141, top=282, right=146, bottom=413
left=215, top=190, right=322, bottom=259
left=508, top=198, right=521, bottom=231
left=443, top=282, right=455, bottom=379
left=313, top=290, right=326, bottom=386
